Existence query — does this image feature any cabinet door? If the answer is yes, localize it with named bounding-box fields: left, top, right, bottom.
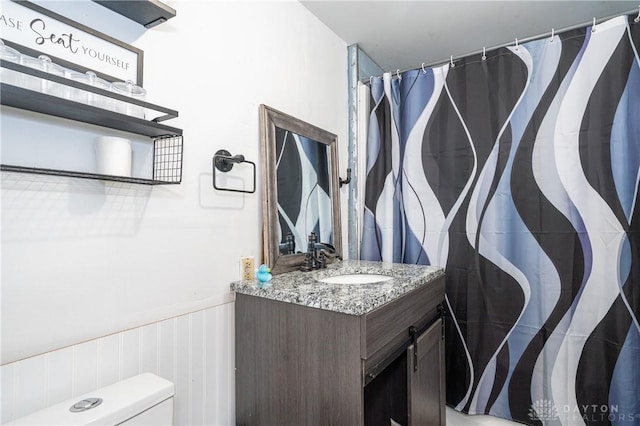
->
left=406, top=318, right=445, bottom=426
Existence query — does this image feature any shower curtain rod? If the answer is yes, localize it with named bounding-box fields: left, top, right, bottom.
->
left=363, top=7, right=640, bottom=83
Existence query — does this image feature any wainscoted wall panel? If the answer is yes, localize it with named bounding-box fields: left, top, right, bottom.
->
left=0, top=303, right=235, bottom=425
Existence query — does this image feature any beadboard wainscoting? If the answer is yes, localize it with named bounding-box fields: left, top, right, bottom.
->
left=1, top=301, right=235, bottom=425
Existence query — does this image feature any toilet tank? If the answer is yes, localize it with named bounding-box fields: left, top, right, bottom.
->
left=7, top=373, right=174, bottom=425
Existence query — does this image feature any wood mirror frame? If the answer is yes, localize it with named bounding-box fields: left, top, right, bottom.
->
left=259, top=104, right=342, bottom=275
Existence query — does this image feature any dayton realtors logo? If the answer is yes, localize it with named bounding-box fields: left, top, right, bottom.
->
left=529, top=400, right=640, bottom=423
left=529, top=399, right=559, bottom=421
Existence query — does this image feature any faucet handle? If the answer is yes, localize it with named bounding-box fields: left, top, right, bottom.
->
left=319, top=251, right=327, bottom=268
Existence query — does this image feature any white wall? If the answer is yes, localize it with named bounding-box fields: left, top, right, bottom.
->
left=1, top=0, right=348, bottom=423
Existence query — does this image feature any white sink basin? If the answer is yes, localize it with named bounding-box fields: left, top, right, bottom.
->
left=318, top=273, right=393, bottom=284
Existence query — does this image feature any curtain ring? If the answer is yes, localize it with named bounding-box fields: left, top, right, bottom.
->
left=450, top=56, right=455, bottom=68
left=515, top=38, right=519, bottom=51
left=592, top=17, right=596, bottom=32
left=421, top=63, right=427, bottom=73
left=550, top=28, right=555, bottom=43
left=370, top=76, right=373, bottom=85
left=396, top=69, right=402, bottom=80
left=481, top=47, right=486, bottom=61
left=635, top=6, right=640, bottom=23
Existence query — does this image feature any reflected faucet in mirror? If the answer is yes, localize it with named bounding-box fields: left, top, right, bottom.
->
left=279, top=232, right=296, bottom=255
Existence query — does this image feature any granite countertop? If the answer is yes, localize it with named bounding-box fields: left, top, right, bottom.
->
left=230, top=260, right=444, bottom=316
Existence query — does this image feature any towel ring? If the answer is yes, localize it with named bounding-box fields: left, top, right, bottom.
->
left=212, top=149, right=256, bottom=194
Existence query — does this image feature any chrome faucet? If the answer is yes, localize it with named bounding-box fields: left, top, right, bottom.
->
left=301, top=232, right=325, bottom=271
left=313, top=242, right=342, bottom=261
left=300, top=233, right=341, bottom=271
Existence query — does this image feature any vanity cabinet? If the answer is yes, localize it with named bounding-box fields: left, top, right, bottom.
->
left=234, top=273, right=445, bottom=426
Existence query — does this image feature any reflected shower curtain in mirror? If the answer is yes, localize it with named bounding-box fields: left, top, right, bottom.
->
left=361, top=16, right=639, bottom=425
left=276, top=128, right=333, bottom=254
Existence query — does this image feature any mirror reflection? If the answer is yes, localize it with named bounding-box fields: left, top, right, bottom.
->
left=275, top=128, right=333, bottom=256
left=260, top=104, right=342, bottom=274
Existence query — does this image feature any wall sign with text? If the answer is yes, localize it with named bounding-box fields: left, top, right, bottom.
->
left=0, top=0, right=143, bottom=85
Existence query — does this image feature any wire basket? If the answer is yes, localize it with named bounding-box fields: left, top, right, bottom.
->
left=153, top=135, right=183, bottom=183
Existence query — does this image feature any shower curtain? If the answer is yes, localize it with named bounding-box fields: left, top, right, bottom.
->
left=361, top=15, right=639, bottom=425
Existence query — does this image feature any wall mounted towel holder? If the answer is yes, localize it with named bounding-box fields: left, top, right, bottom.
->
left=212, top=149, right=256, bottom=194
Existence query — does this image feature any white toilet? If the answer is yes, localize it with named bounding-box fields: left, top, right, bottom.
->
left=7, top=373, right=174, bottom=425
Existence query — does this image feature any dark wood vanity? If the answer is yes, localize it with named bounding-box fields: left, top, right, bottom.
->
left=233, top=262, right=445, bottom=425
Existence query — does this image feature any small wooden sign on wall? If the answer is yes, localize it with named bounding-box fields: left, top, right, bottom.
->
left=0, top=0, right=144, bottom=85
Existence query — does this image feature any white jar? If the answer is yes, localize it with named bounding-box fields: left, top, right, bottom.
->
left=111, top=80, right=146, bottom=119
left=21, top=55, right=66, bottom=97
left=69, top=71, right=112, bottom=110
left=0, top=40, right=23, bottom=86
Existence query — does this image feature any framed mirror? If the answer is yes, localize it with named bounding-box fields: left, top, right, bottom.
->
left=260, top=105, right=342, bottom=275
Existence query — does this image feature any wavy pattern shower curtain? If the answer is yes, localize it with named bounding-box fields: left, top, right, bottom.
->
left=361, top=16, right=639, bottom=425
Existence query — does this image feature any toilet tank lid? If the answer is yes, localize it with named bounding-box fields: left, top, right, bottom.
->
left=7, top=373, right=174, bottom=425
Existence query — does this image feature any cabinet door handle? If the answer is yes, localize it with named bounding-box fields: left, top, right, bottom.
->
left=409, top=325, right=418, bottom=371
left=438, top=304, right=446, bottom=340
